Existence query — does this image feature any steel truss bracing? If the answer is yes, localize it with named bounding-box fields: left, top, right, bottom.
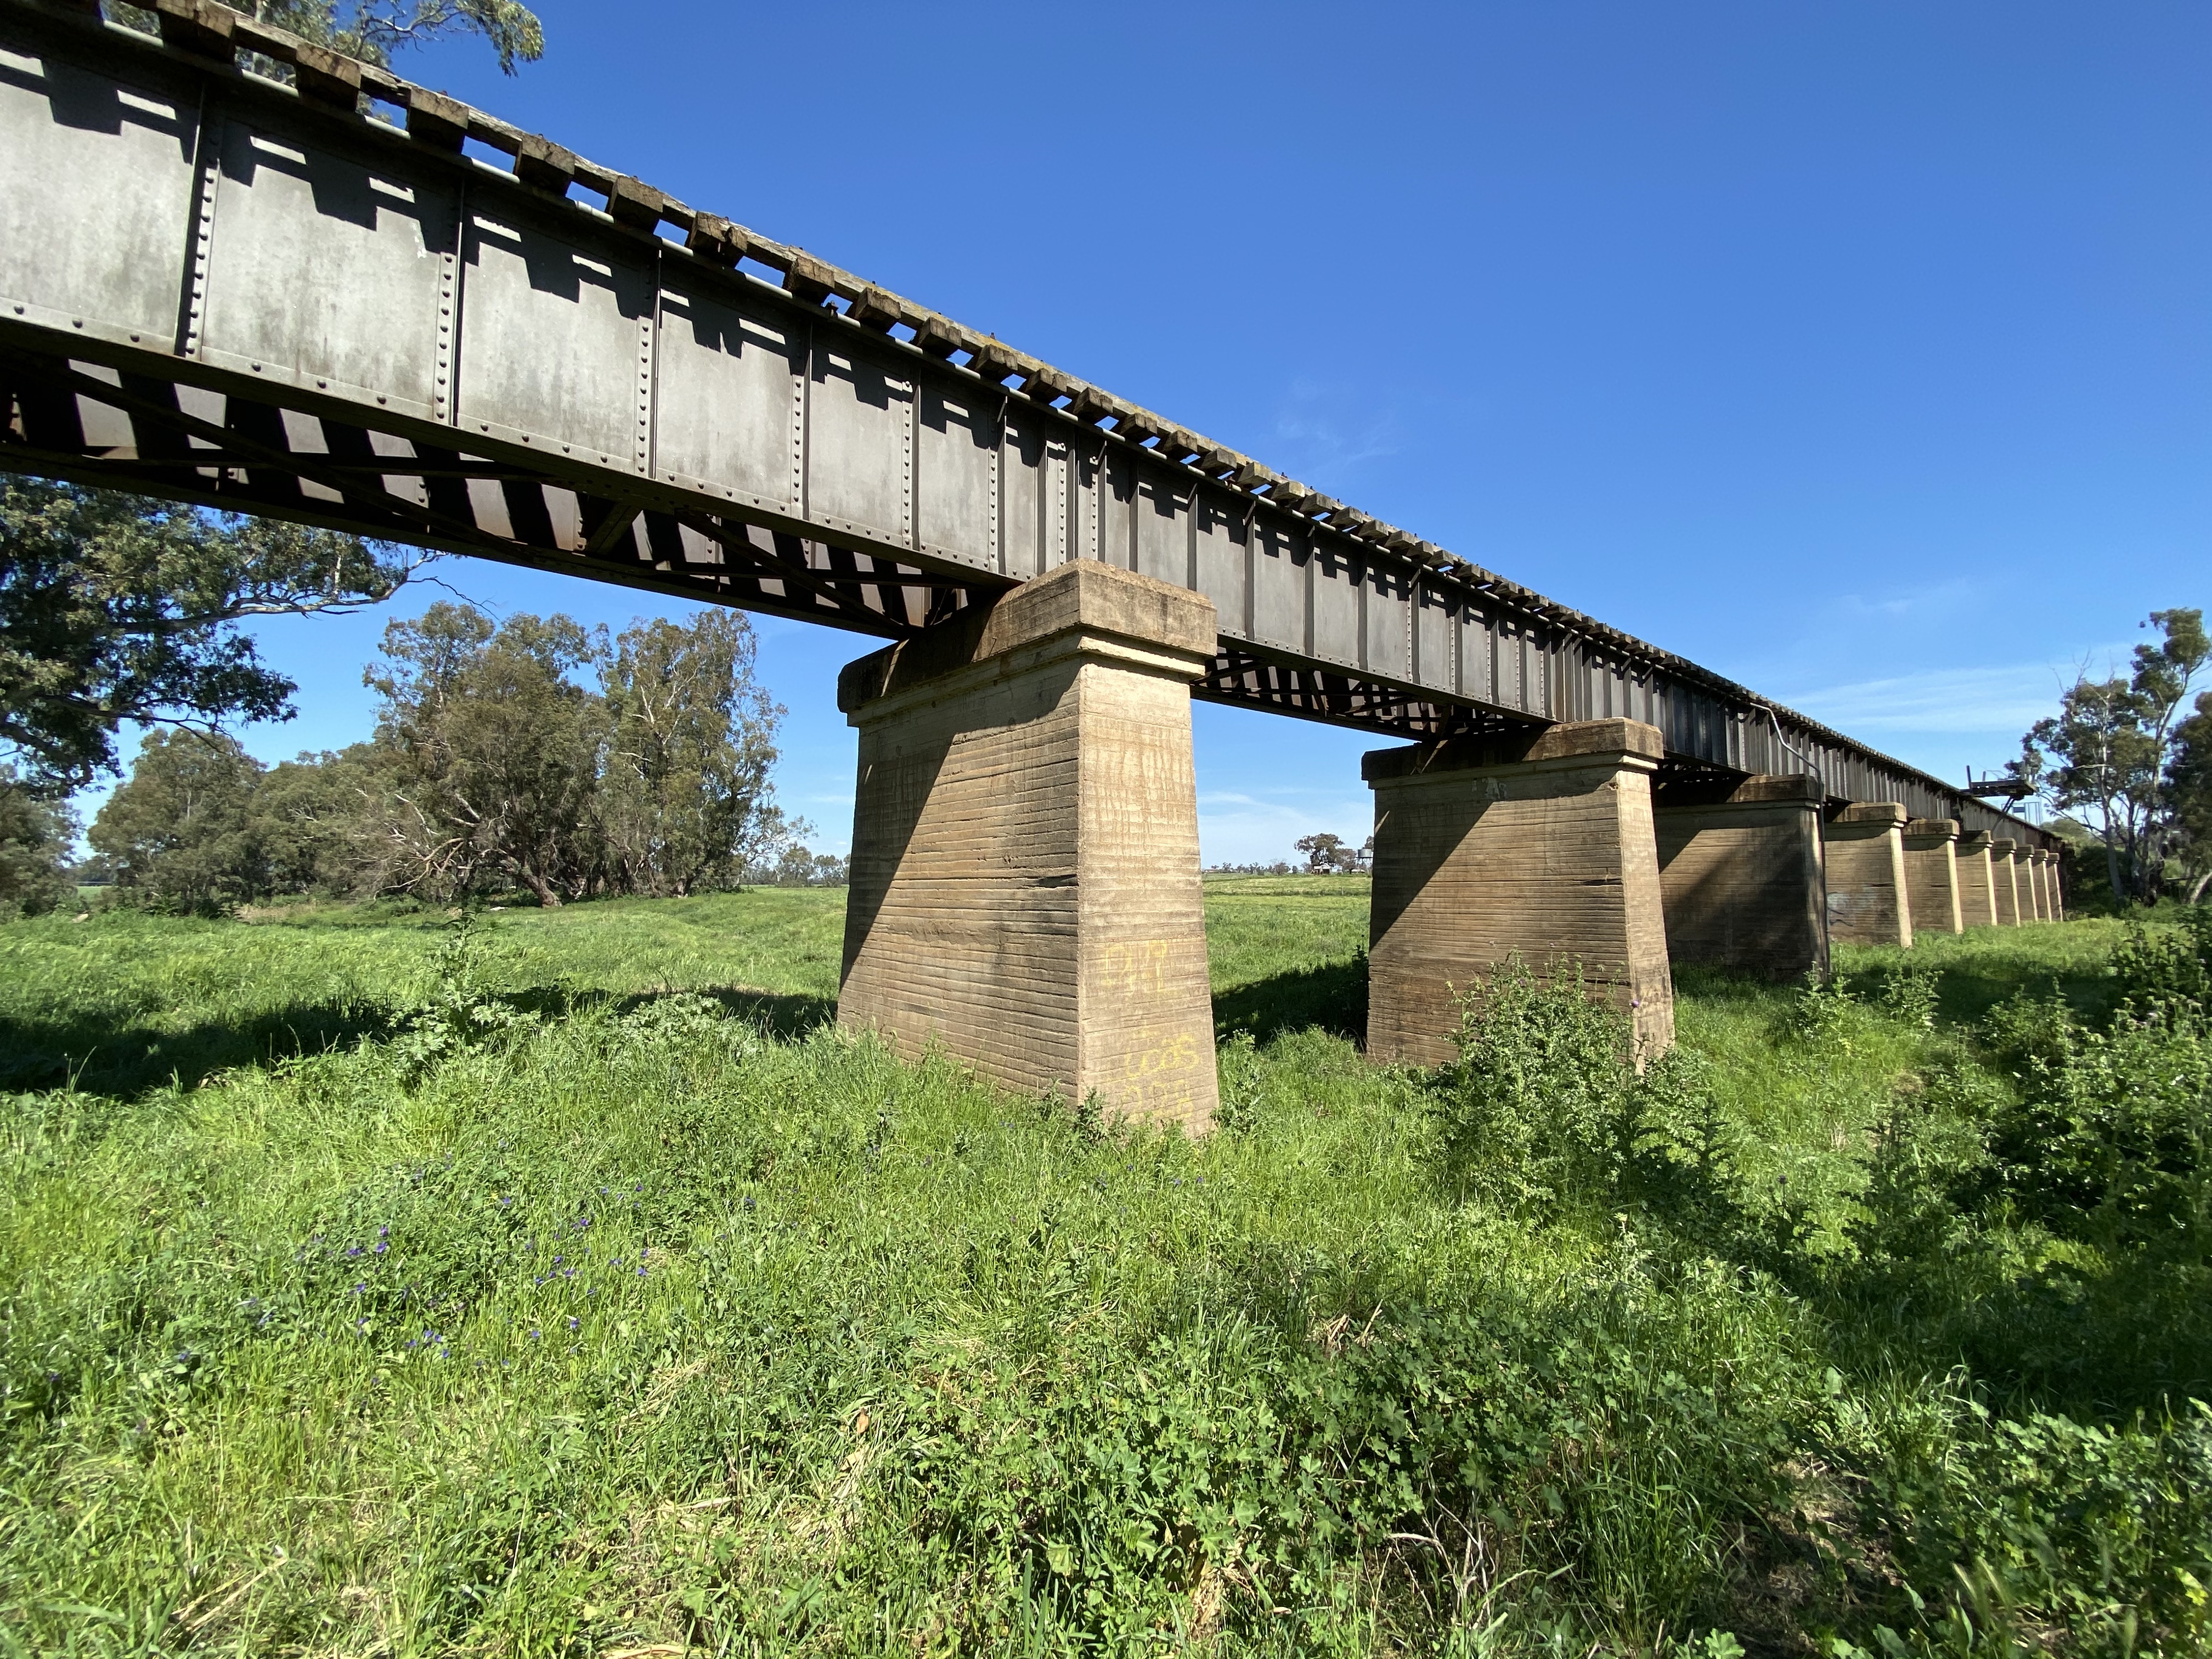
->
left=0, top=0, right=2052, bottom=847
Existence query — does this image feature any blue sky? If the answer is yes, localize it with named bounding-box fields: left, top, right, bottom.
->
left=91, top=1, right=2212, bottom=859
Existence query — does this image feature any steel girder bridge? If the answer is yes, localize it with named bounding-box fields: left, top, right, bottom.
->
left=0, top=0, right=2050, bottom=847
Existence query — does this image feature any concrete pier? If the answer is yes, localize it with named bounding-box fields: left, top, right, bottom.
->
left=838, top=559, right=1220, bottom=1130
left=2041, top=850, right=2065, bottom=920
left=2027, top=848, right=2051, bottom=921
left=1823, top=803, right=1913, bottom=948
left=1901, top=819, right=1965, bottom=937
left=1365, top=718, right=1674, bottom=1068
left=1991, top=838, right=2023, bottom=926
left=1956, top=831, right=1999, bottom=927
left=1653, top=774, right=1828, bottom=980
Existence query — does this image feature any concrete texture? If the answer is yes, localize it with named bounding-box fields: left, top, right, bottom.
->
left=2028, top=849, right=2052, bottom=921
left=1956, top=831, right=2000, bottom=928
left=2041, top=851, right=2066, bottom=921
left=1653, top=774, right=1828, bottom=980
left=1823, top=803, right=1913, bottom=948
left=837, top=559, right=1220, bottom=1131
left=1901, top=819, right=1965, bottom=937
left=1365, top=718, right=1674, bottom=1068
left=1991, top=839, right=2023, bottom=926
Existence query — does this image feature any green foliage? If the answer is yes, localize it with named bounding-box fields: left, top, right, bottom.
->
left=2012, top=607, right=2208, bottom=905
left=1433, top=957, right=1639, bottom=1209
left=362, top=601, right=804, bottom=906
left=0, top=478, right=421, bottom=795
left=597, top=610, right=789, bottom=898
left=87, top=728, right=269, bottom=915
left=2, top=888, right=2210, bottom=1655
left=0, top=766, right=76, bottom=918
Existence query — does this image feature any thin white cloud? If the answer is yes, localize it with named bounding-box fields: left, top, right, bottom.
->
left=1197, top=788, right=1370, bottom=867
left=1266, top=379, right=1404, bottom=482
left=1774, top=647, right=2135, bottom=738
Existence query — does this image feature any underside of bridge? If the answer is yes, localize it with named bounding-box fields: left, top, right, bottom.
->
left=0, top=0, right=2063, bottom=1127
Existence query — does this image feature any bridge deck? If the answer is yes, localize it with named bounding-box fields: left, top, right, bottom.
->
left=0, top=0, right=2049, bottom=843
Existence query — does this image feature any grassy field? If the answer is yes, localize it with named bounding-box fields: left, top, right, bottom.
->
left=2, top=882, right=2207, bottom=1657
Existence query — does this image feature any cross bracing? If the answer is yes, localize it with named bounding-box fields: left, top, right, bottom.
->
left=0, top=0, right=2052, bottom=844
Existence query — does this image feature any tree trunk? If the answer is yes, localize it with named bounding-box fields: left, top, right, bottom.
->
left=2189, top=868, right=2211, bottom=906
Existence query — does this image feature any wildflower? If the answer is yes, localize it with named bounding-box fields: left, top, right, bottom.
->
left=529, top=1328, right=541, bottom=1340
left=347, top=1245, right=363, bottom=1257
left=374, top=1242, right=388, bottom=1255
left=353, top=1283, right=366, bottom=1295
left=567, top=1316, right=579, bottom=1330
left=638, top=1267, right=648, bottom=1278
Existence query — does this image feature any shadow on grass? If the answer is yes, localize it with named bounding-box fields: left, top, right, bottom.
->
left=609, top=985, right=838, bottom=1041
left=1212, top=954, right=1368, bottom=1046
left=0, top=1001, right=407, bottom=1099
left=0, top=984, right=840, bottom=1102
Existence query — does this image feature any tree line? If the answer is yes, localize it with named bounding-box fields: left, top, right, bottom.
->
left=72, top=601, right=834, bottom=915
left=2013, top=608, right=2212, bottom=907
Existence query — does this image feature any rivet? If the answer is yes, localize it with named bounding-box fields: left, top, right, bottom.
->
left=377, top=394, right=388, bottom=404
left=71, top=318, right=83, bottom=328
left=130, top=332, right=141, bottom=342
left=317, top=379, right=327, bottom=388
left=12, top=304, right=22, bottom=314
left=251, top=362, right=261, bottom=371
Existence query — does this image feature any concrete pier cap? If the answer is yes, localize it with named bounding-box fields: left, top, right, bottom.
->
left=837, top=558, right=1221, bottom=1132
left=1363, top=716, right=1674, bottom=1069
left=1653, top=772, right=1830, bottom=983
left=1822, top=802, right=1913, bottom=949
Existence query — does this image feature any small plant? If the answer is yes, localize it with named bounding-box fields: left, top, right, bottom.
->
left=1878, top=961, right=1940, bottom=1030
left=390, top=907, right=535, bottom=1076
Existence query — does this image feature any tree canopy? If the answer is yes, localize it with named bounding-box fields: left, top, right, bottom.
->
left=84, top=602, right=827, bottom=912
left=0, top=480, right=427, bottom=798
left=2012, top=607, right=2209, bottom=905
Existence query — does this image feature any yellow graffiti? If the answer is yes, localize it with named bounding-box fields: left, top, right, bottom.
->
left=1102, top=937, right=1174, bottom=995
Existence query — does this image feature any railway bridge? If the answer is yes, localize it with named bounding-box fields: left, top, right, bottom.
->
left=0, top=0, right=2061, bottom=1126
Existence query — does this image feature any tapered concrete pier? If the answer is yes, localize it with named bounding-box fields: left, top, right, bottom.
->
left=1823, top=803, right=1912, bottom=948
left=1365, top=718, right=1674, bottom=1067
left=1991, top=838, right=2023, bottom=926
left=1956, top=831, right=1999, bottom=927
left=1653, top=774, right=1828, bottom=980
left=1901, top=819, right=1965, bottom=937
left=838, top=560, right=1219, bottom=1130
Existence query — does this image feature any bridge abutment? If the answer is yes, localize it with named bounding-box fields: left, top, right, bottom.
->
left=1901, top=818, right=1965, bottom=936
left=836, top=560, right=1219, bottom=1131
left=1991, top=838, right=2023, bottom=925
left=1363, top=719, right=1674, bottom=1068
left=1822, top=803, right=1913, bottom=948
left=2025, top=848, right=2050, bottom=921
left=1652, top=774, right=1828, bottom=980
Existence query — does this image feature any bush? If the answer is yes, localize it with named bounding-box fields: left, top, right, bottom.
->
left=1432, top=957, right=1639, bottom=1210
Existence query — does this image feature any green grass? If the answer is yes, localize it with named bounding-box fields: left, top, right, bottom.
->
left=2, top=890, right=2207, bottom=1656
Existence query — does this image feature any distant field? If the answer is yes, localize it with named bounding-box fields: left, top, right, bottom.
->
left=1, top=888, right=2202, bottom=1657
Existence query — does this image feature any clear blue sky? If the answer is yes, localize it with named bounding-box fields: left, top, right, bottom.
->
left=105, top=0, right=2212, bottom=860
